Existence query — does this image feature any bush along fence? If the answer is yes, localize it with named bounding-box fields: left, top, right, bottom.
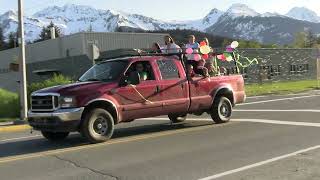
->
left=0, top=74, right=72, bottom=119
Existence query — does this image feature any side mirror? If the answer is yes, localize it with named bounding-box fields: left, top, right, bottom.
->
left=128, top=71, right=141, bottom=85
left=119, top=72, right=141, bottom=87
left=119, top=76, right=128, bottom=87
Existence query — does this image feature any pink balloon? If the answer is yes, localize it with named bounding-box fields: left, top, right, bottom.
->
left=217, top=54, right=226, bottom=61
left=186, top=48, right=193, bottom=54
left=194, top=54, right=201, bottom=61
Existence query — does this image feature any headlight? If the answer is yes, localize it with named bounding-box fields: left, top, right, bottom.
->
left=60, top=96, right=76, bottom=108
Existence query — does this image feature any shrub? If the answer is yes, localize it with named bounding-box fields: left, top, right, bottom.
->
left=0, top=75, right=72, bottom=119
left=28, top=74, right=72, bottom=96
left=0, top=89, right=19, bottom=118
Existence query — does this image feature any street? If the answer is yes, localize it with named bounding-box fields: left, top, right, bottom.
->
left=1, top=92, right=320, bottom=180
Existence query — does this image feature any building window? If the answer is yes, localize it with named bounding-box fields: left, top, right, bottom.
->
left=290, top=64, right=309, bottom=74
left=260, top=65, right=281, bottom=79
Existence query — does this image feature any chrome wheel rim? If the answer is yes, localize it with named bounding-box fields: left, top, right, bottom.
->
left=220, top=102, right=230, bottom=118
left=93, top=116, right=108, bottom=135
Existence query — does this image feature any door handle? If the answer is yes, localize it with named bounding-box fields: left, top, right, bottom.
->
left=155, top=85, right=161, bottom=93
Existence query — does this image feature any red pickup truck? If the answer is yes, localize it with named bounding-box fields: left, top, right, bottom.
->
left=28, top=55, right=245, bottom=143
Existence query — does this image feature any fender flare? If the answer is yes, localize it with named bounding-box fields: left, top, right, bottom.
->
left=83, top=98, right=120, bottom=124
left=211, top=85, right=235, bottom=106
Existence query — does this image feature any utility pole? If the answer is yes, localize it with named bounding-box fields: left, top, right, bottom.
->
left=18, top=0, right=28, bottom=121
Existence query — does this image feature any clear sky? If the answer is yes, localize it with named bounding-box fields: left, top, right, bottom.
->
left=0, top=0, right=319, bottom=21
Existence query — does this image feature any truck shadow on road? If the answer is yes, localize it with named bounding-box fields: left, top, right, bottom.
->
left=0, top=120, right=215, bottom=159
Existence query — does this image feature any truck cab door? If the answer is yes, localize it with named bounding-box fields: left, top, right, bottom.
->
left=113, top=60, right=163, bottom=121
left=156, top=58, right=189, bottom=115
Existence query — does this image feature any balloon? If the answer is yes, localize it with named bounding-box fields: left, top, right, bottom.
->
left=224, top=53, right=233, bottom=62
left=226, top=45, right=234, bottom=52
left=194, top=54, right=201, bottom=61
left=231, top=41, right=239, bottom=49
left=202, top=54, right=209, bottom=60
left=200, top=41, right=206, bottom=47
left=217, top=54, right=226, bottom=61
left=226, top=55, right=233, bottom=62
left=200, top=45, right=211, bottom=54
left=186, top=48, right=193, bottom=54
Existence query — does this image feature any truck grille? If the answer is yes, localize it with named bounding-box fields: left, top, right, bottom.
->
left=31, top=94, right=59, bottom=112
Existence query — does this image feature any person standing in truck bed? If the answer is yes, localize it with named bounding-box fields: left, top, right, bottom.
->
left=162, top=35, right=181, bottom=54
left=185, top=35, right=201, bottom=76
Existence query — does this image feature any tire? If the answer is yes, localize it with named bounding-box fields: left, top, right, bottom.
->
left=81, top=108, right=115, bottom=143
left=210, top=96, right=232, bottom=124
left=168, top=114, right=187, bottom=123
left=41, top=131, right=69, bottom=141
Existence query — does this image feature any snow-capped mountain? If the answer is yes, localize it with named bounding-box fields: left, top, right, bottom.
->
left=225, top=3, right=260, bottom=18
left=206, top=15, right=320, bottom=45
left=0, top=10, right=48, bottom=42
left=0, top=4, right=189, bottom=42
left=0, top=3, right=320, bottom=45
left=286, top=7, right=320, bottom=23
left=32, top=4, right=188, bottom=35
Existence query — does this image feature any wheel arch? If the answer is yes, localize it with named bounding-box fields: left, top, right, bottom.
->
left=211, top=86, right=235, bottom=106
left=81, top=99, right=119, bottom=126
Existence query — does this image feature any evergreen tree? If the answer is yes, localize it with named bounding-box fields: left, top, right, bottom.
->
left=292, top=32, right=307, bottom=48
left=305, top=29, right=316, bottom=48
left=87, top=24, right=93, bottom=32
left=7, top=32, right=18, bottom=49
left=36, top=22, right=62, bottom=42
left=0, top=27, right=6, bottom=50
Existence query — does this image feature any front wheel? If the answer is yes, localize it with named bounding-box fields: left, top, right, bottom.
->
left=210, top=96, right=232, bottom=124
left=168, top=114, right=187, bottom=123
left=41, top=131, right=69, bottom=141
left=81, top=108, right=115, bottom=144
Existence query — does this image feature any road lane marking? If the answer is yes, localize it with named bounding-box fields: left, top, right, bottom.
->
left=238, top=94, right=320, bottom=106
left=234, top=109, right=320, bottom=113
left=246, top=96, right=267, bottom=99
left=233, top=119, right=320, bottom=127
left=0, top=122, right=235, bottom=164
left=198, top=144, right=320, bottom=180
left=0, top=135, right=41, bottom=143
left=143, top=118, right=320, bottom=128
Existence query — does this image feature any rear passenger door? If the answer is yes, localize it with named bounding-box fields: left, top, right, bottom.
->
left=156, top=58, right=189, bottom=114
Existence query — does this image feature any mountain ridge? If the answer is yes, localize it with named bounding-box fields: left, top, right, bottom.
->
left=0, top=3, right=319, bottom=44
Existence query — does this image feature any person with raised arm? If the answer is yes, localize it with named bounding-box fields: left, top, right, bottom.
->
left=162, top=35, right=181, bottom=54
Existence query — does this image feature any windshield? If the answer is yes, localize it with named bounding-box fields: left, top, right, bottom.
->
left=79, top=60, right=128, bottom=82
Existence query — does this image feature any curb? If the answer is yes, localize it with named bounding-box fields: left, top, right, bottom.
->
left=0, top=125, right=31, bottom=133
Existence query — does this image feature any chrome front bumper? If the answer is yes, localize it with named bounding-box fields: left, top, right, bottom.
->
left=28, top=107, right=84, bottom=122
left=28, top=108, right=85, bottom=132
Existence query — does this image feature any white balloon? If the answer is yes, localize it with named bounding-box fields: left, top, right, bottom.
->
left=231, top=41, right=239, bottom=49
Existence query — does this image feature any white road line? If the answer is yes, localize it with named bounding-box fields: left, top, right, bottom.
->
left=198, top=144, right=320, bottom=180
left=246, top=96, right=267, bottom=99
left=140, top=118, right=210, bottom=121
left=238, top=94, right=320, bottom=106
left=142, top=118, right=320, bottom=128
left=0, top=135, right=41, bottom=143
left=233, top=119, right=320, bottom=127
left=234, top=109, right=320, bottom=113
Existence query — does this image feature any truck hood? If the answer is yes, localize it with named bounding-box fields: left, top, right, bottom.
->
left=33, top=81, right=117, bottom=96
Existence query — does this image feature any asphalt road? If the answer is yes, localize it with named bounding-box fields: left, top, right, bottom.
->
left=1, top=91, right=320, bottom=180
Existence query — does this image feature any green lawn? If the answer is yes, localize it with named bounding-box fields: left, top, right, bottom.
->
left=0, top=118, right=17, bottom=123
left=245, top=80, right=320, bottom=97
